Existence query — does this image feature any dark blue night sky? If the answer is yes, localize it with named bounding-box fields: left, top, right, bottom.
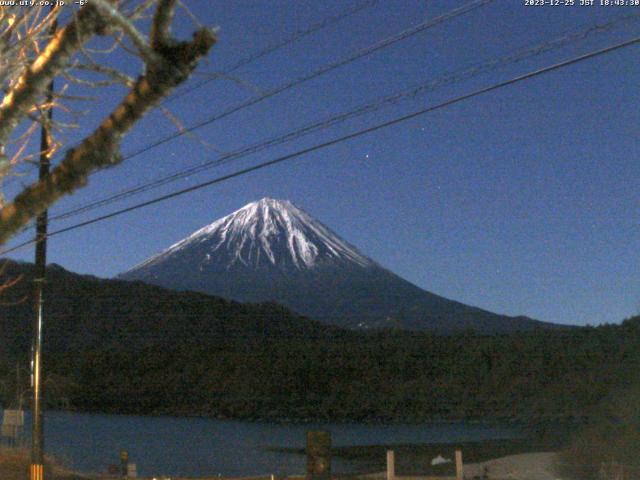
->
left=4, top=0, right=640, bottom=326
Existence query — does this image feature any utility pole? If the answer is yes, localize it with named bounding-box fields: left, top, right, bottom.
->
left=31, top=10, right=56, bottom=480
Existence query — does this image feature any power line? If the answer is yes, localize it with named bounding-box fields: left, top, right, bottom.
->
left=49, top=12, right=640, bottom=222
left=2, top=35, right=638, bottom=257
left=1, top=0, right=377, bottom=190
left=4, top=0, right=489, bottom=195
left=6, top=0, right=496, bottom=221
left=164, top=0, right=379, bottom=105
left=88, top=0, right=496, bottom=166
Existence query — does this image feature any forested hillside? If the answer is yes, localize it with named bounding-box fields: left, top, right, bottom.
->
left=0, top=260, right=638, bottom=428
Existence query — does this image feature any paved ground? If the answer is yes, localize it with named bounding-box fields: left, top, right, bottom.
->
left=463, top=452, right=561, bottom=480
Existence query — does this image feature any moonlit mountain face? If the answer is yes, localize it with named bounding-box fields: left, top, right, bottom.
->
left=120, top=198, right=552, bottom=333
left=131, top=198, right=375, bottom=274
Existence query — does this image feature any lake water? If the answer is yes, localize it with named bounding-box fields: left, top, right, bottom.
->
left=6, top=410, right=521, bottom=477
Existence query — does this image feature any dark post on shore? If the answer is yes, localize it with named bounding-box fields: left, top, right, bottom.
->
left=306, top=430, right=331, bottom=480
left=120, top=450, right=129, bottom=478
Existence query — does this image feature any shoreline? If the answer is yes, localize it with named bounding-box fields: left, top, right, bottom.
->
left=0, top=438, right=563, bottom=480
left=0, top=420, right=564, bottom=479
left=7, top=406, right=577, bottom=430
left=268, top=437, right=562, bottom=477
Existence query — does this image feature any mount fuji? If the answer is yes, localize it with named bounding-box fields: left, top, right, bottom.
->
left=119, top=198, right=550, bottom=333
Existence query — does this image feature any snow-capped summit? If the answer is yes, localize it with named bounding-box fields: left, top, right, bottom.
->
left=129, top=198, right=374, bottom=274
left=120, top=198, right=551, bottom=333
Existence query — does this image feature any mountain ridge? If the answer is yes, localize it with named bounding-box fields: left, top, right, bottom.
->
left=120, top=198, right=555, bottom=333
left=128, top=198, right=375, bottom=274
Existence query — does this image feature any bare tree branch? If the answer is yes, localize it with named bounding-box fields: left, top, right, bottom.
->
left=151, top=0, right=177, bottom=49
left=0, top=20, right=216, bottom=244
left=0, top=5, right=105, bottom=168
left=91, top=0, right=161, bottom=66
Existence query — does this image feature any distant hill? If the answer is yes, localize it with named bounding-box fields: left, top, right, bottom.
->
left=0, top=259, right=635, bottom=423
left=0, top=259, right=350, bottom=359
left=120, top=198, right=555, bottom=334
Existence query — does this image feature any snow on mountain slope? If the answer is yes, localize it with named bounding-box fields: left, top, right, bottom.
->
left=130, top=198, right=374, bottom=274
left=120, top=198, right=553, bottom=333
